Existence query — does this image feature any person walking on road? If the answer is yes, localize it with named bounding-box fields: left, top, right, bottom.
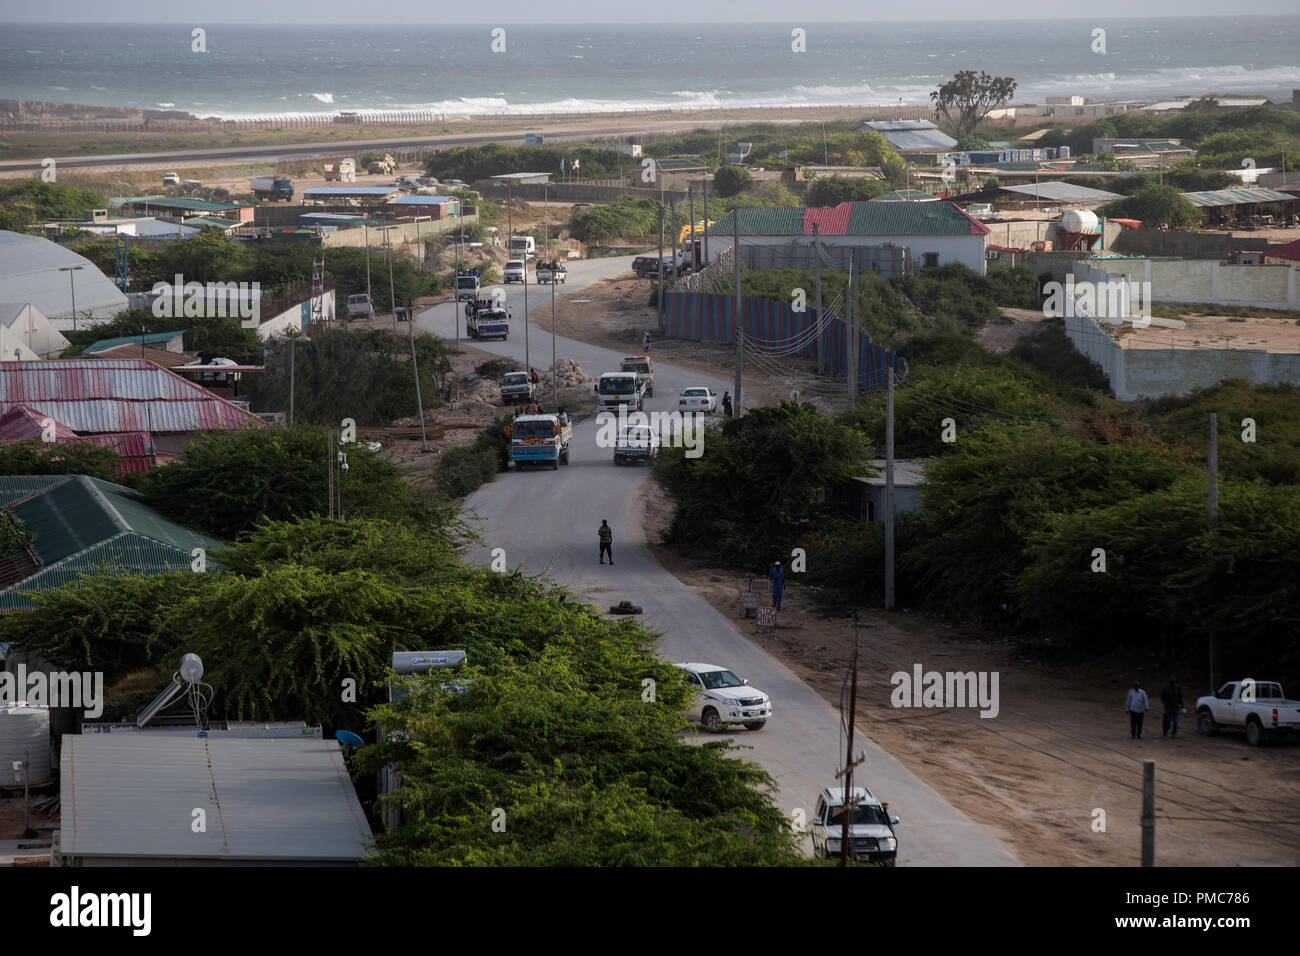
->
left=1126, top=680, right=1149, bottom=740
left=769, top=560, right=785, bottom=611
left=529, top=367, right=539, bottom=387
left=598, top=519, right=613, bottom=565
left=642, top=330, right=651, bottom=352
left=1162, top=678, right=1184, bottom=737
left=721, top=391, right=733, bottom=417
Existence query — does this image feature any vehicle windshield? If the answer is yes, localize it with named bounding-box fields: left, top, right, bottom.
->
left=826, top=803, right=889, bottom=827
left=513, top=420, right=555, bottom=439
left=507, top=260, right=523, bottom=268
left=456, top=277, right=477, bottom=287
left=698, top=670, right=744, bottom=690
left=599, top=377, right=636, bottom=394
left=621, top=428, right=652, bottom=443
left=623, top=362, right=649, bottom=373
left=503, top=373, right=528, bottom=385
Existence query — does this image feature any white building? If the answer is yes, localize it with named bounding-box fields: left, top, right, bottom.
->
left=0, top=303, right=71, bottom=359
left=0, top=231, right=128, bottom=330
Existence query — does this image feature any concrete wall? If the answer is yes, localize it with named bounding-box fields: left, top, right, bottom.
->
left=706, top=233, right=986, bottom=274
left=255, top=289, right=336, bottom=339
left=507, top=182, right=691, bottom=205
left=318, top=214, right=477, bottom=249
left=1083, top=257, right=1298, bottom=311
left=1112, top=229, right=1271, bottom=259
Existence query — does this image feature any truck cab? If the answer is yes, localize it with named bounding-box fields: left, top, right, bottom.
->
left=509, top=236, right=536, bottom=259
left=467, top=298, right=510, bottom=340
left=506, top=413, right=572, bottom=470
left=594, top=372, right=645, bottom=412
left=1196, top=680, right=1300, bottom=746
left=346, top=293, right=374, bottom=321
left=455, top=270, right=481, bottom=302
left=619, top=355, right=653, bottom=397
left=500, top=371, right=535, bottom=406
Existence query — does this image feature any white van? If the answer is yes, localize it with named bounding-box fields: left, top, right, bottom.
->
left=504, top=259, right=526, bottom=284
left=347, top=293, right=374, bottom=320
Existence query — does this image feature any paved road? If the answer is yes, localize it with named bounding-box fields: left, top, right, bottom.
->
left=417, top=258, right=1019, bottom=865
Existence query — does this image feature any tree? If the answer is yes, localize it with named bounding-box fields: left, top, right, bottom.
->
left=981, top=176, right=1003, bottom=191
left=805, top=175, right=888, bottom=206
left=931, top=71, right=1018, bottom=140
left=712, top=165, right=752, bottom=198
left=0, top=438, right=127, bottom=482
left=1097, top=184, right=1200, bottom=229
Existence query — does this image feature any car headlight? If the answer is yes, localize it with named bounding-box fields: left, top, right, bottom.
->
left=880, top=837, right=897, bottom=851
left=826, top=839, right=841, bottom=850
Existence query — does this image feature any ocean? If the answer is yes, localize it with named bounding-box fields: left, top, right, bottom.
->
left=1, top=18, right=1297, bottom=120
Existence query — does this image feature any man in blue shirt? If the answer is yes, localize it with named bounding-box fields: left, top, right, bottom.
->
left=769, top=560, right=785, bottom=611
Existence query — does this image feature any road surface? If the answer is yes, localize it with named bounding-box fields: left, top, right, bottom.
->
left=416, top=257, right=1020, bottom=865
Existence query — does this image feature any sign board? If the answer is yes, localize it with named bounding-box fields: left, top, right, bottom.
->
left=756, top=607, right=776, bottom=628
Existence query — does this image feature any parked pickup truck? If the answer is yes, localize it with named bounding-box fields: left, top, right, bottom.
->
left=507, top=413, right=572, bottom=470
left=466, top=299, right=510, bottom=340
left=1197, top=680, right=1300, bottom=746
left=614, top=424, right=659, bottom=465
left=536, top=260, right=567, bottom=284
left=594, top=371, right=646, bottom=412
left=455, top=269, right=481, bottom=302
left=619, top=355, right=654, bottom=397
left=500, top=371, right=535, bottom=406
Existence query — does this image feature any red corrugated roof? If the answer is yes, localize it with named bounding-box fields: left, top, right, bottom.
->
left=0, top=406, right=79, bottom=441
left=1266, top=238, right=1300, bottom=263
left=0, top=360, right=267, bottom=434
left=0, top=406, right=157, bottom=475
left=804, top=204, right=853, bottom=236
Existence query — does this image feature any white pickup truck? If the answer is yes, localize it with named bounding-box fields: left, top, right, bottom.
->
left=1196, top=680, right=1300, bottom=746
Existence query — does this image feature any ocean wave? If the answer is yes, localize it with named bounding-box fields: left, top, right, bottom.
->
left=311, top=92, right=335, bottom=104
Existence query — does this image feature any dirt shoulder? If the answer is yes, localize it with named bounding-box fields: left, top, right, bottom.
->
left=639, top=479, right=1300, bottom=867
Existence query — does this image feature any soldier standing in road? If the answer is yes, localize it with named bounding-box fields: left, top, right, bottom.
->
left=721, top=391, right=733, bottom=417
left=598, top=519, right=613, bottom=565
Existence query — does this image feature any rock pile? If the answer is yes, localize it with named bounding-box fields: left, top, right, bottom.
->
left=546, top=358, right=594, bottom=387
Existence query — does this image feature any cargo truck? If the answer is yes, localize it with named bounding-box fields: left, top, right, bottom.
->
left=619, top=355, right=654, bottom=397
left=251, top=176, right=295, bottom=202
left=509, top=236, right=537, bottom=259
left=506, top=413, right=572, bottom=470
left=455, top=269, right=481, bottom=302
left=466, top=298, right=510, bottom=340
left=594, top=371, right=646, bottom=412
left=535, top=260, right=567, bottom=285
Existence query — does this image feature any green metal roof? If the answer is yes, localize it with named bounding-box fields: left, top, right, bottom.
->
left=871, top=189, right=939, bottom=202
left=705, top=208, right=806, bottom=237
left=183, top=216, right=241, bottom=229
left=85, top=330, right=186, bottom=354
left=652, top=159, right=708, bottom=171
left=0, top=475, right=225, bottom=612
left=846, top=202, right=984, bottom=236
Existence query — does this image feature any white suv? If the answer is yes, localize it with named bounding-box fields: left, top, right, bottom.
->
left=504, top=259, right=526, bottom=284
left=676, top=662, right=771, bottom=731
left=810, top=786, right=900, bottom=866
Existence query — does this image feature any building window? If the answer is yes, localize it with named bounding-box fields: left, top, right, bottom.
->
left=922, top=252, right=940, bottom=269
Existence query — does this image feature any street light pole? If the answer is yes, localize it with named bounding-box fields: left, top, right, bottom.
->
left=59, top=266, right=83, bottom=332
left=551, top=275, right=557, bottom=408
left=364, top=224, right=372, bottom=317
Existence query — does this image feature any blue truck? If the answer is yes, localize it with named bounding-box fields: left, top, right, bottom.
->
left=250, top=176, right=295, bottom=202
left=507, top=414, right=572, bottom=470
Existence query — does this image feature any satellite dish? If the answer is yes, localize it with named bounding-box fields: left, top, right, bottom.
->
left=335, top=730, right=364, bottom=748
left=179, top=653, right=204, bottom=683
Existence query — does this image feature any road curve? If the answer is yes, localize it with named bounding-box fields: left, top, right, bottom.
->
left=416, top=258, right=1019, bottom=866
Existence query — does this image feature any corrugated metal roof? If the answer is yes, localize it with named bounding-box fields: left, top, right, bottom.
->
left=1000, top=181, right=1123, bottom=203
left=1183, top=187, right=1295, bottom=208
left=871, top=189, right=940, bottom=202
left=862, top=120, right=957, bottom=152
left=0, top=230, right=129, bottom=321
left=60, top=734, right=373, bottom=862
left=85, top=330, right=185, bottom=353
left=1266, top=238, right=1300, bottom=262
left=707, top=201, right=988, bottom=237
left=0, top=360, right=266, bottom=433
left=113, top=197, right=249, bottom=212
left=389, top=195, right=455, bottom=205
left=302, top=186, right=398, bottom=196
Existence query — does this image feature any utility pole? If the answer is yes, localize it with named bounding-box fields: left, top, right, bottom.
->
left=733, top=210, right=742, bottom=414
left=687, top=185, right=695, bottom=273
left=1140, top=760, right=1155, bottom=867
left=813, top=223, right=822, bottom=374
left=885, top=367, right=896, bottom=610
left=702, top=176, right=710, bottom=264
left=327, top=426, right=334, bottom=519
left=1208, top=412, right=1218, bottom=692
left=385, top=228, right=397, bottom=331
left=551, top=273, right=558, bottom=408
left=838, top=624, right=863, bottom=867
left=523, top=253, right=530, bottom=376
left=657, top=204, right=665, bottom=334
left=844, top=276, right=853, bottom=405
left=849, top=252, right=860, bottom=405
left=670, top=196, right=678, bottom=291
left=364, top=225, right=372, bottom=315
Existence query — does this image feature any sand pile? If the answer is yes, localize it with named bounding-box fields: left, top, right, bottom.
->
left=546, top=358, right=594, bottom=387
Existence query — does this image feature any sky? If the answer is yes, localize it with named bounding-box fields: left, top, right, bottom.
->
left=1, top=1, right=1297, bottom=22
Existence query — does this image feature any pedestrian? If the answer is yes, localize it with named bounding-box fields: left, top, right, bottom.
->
left=642, top=330, right=651, bottom=352
left=1161, top=677, right=1183, bottom=738
left=465, top=301, right=473, bottom=320
left=721, top=391, right=733, bottom=417
left=1126, top=680, right=1149, bottom=740
left=598, top=519, right=613, bottom=565
left=769, top=560, right=785, bottom=611
left=530, top=367, right=539, bottom=387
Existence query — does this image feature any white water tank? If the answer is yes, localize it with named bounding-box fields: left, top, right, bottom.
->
left=0, top=704, right=52, bottom=785
left=1061, top=209, right=1099, bottom=234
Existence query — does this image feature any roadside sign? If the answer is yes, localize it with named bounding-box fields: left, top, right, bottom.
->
left=756, top=607, right=776, bottom=628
